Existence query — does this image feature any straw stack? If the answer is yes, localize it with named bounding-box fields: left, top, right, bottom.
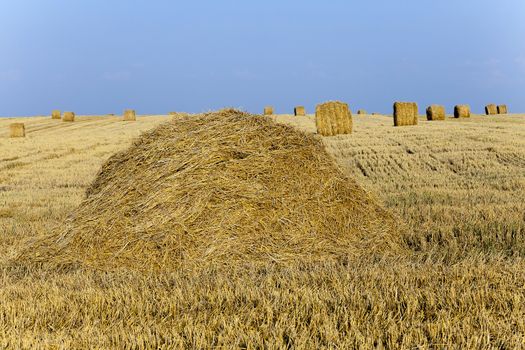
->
left=294, top=106, right=306, bottom=116
left=62, top=112, right=75, bottom=122
left=393, top=102, right=418, bottom=126
left=51, top=110, right=61, bottom=120
left=315, top=101, right=352, bottom=136
left=123, top=110, right=136, bottom=121
left=9, top=123, right=25, bottom=138
left=264, top=106, right=274, bottom=116
left=454, top=105, right=470, bottom=118
left=426, top=105, right=445, bottom=121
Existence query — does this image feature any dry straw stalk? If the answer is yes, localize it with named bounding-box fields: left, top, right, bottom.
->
left=485, top=104, right=498, bottom=115
left=497, top=105, right=508, bottom=114
left=393, top=102, right=418, bottom=126
left=264, top=106, right=274, bottom=115
left=294, top=106, right=306, bottom=116
left=454, top=105, right=470, bottom=118
left=426, top=105, right=445, bottom=121
left=9, top=123, right=25, bottom=138
left=62, top=112, right=75, bottom=122
left=123, top=110, right=136, bottom=121
left=315, top=101, right=353, bottom=136
left=52, top=110, right=61, bottom=120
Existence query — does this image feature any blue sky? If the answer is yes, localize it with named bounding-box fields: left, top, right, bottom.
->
left=1, top=0, right=524, bottom=116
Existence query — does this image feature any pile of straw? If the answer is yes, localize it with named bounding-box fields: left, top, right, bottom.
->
left=17, top=109, right=399, bottom=273
left=264, top=106, right=274, bottom=115
left=485, top=104, right=498, bottom=115
left=426, top=105, right=445, bottom=121
left=62, top=112, right=75, bottom=122
left=123, top=109, right=136, bottom=121
left=9, top=123, right=25, bottom=138
left=315, top=101, right=353, bottom=136
left=393, top=102, right=418, bottom=126
left=294, top=106, right=306, bottom=116
left=498, top=105, right=508, bottom=114
left=51, top=110, right=61, bottom=120
left=454, top=105, right=470, bottom=118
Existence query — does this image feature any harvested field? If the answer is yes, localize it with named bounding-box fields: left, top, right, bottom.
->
left=1, top=112, right=525, bottom=348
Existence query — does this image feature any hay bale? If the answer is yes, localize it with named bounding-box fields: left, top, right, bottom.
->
left=315, top=101, right=352, bottom=136
left=485, top=104, right=498, bottom=115
left=497, top=105, right=508, bottom=114
left=426, top=105, right=445, bottom=121
left=357, top=110, right=367, bottom=115
left=51, top=110, right=61, bottom=120
left=16, top=109, right=400, bottom=273
left=9, top=123, right=25, bottom=138
left=393, top=102, right=418, bottom=126
left=454, top=105, right=470, bottom=118
left=168, top=112, right=177, bottom=116
left=123, top=109, right=136, bottom=121
left=294, top=106, right=306, bottom=116
left=263, top=106, right=274, bottom=115
left=62, top=112, right=75, bottom=122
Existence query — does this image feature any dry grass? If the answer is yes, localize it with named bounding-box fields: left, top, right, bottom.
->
left=1, top=112, right=525, bottom=348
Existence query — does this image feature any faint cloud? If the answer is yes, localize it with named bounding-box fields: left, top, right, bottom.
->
left=102, top=71, right=132, bottom=81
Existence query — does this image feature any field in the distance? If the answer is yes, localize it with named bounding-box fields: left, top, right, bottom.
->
left=1, top=113, right=525, bottom=348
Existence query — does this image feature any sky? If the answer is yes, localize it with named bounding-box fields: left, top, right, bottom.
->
left=0, top=0, right=524, bottom=116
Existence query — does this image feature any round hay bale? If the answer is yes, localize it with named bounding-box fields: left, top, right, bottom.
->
left=315, top=101, right=352, bottom=136
left=426, top=105, right=445, bottom=121
left=357, top=110, right=367, bottom=115
left=123, top=109, right=136, bottom=121
left=497, top=105, right=508, bottom=114
left=51, top=110, right=61, bottom=120
left=393, top=102, right=418, bottom=126
left=62, top=112, right=75, bottom=122
left=294, top=106, right=306, bottom=116
left=9, top=123, right=25, bottom=138
left=454, top=105, right=470, bottom=118
left=17, top=109, right=400, bottom=273
left=263, top=106, right=274, bottom=115
left=485, top=104, right=498, bottom=115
